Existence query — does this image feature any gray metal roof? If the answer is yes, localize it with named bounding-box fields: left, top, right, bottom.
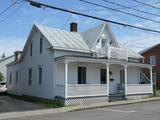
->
left=81, top=23, right=105, bottom=49
left=35, top=23, right=142, bottom=59
left=36, top=24, right=90, bottom=51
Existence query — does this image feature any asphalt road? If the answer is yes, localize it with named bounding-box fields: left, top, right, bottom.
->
left=8, top=101, right=160, bottom=120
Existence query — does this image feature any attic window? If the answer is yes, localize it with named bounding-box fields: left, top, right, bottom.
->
left=101, top=39, right=106, bottom=47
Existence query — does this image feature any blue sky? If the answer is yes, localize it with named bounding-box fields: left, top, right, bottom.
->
left=1, top=0, right=160, bottom=57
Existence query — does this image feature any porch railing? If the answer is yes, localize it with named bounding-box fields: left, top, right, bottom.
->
left=56, top=84, right=108, bottom=98
left=127, top=84, right=152, bottom=95
left=98, top=46, right=128, bottom=60
left=67, top=84, right=107, bottom=97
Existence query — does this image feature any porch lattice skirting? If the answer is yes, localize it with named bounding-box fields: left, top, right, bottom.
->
left=56, top=96, right=109, bottom=106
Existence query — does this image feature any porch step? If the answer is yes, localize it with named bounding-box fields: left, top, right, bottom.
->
left=109, top=94, right=126, bottom=102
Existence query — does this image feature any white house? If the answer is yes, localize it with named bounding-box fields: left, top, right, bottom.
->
left=7, top=22, right=153, bottom=106
left=0, top=55, right=15, bottom=83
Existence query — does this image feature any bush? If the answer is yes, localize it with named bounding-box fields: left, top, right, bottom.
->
left=0, top=72, right=4, bottom=81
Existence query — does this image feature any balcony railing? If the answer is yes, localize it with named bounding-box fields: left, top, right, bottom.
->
left=127, top=84, right=152, bottom=95
left=98, top=46, right=128, bottom=60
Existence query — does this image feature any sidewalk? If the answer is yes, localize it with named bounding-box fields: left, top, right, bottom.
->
left=0, top=97, right=160, bottom=120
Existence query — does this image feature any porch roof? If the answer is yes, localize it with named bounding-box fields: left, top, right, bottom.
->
left=55, top=55, right=152, bottom=68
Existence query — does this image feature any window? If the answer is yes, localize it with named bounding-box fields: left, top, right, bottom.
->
left=120, top=70, right=125, bottom=84
left=29, top=68, right=32, bottom=85
left=40, top=37, right=43, bottom=54
left=100, top=69, right=106, bottom=84
left=38, top=67, right=42, bottom=84
left=30, top=43, right=33, bottom=56
left=152, top=73, right=157, bottom=85
left=150, top=55, right=156, bottom=65
left=101, top=39, right=106, bottom=47
left=15, top=71, right=18, bottom=84
left=9, top=73, right=12, bottom=84
left=78, top=67, right=86, bottom=84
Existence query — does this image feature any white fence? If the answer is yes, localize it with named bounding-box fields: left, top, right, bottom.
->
left=127, top=84, right=152, bottom=95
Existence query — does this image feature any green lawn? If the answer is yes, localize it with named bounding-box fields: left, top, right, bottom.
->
left=9, top=94, right=64, bottom=108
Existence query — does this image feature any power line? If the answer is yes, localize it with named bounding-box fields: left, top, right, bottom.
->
left=102, top=0, right=160, bottom=17
left=132, top=0, right=160, bottom=10
left=79, top=0, right=160, bottom=24
left=0, top=0, right=20, bottom=16
left=25, top=0, right=160, bottom=33
left=0, top=1, right=25, bottom=23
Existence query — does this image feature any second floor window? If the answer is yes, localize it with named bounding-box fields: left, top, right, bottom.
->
left=101, top=39, right=106, bottom=47
left=150, top=55, right=156, bottom=65
left=40, top=38, right=43, bottom=54
left=30, top=43, right=33, bottom=56
left=16, top=71, right=18, bottom=84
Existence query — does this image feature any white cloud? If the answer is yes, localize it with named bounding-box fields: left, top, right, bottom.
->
left=0, top=37, right=25, bottom=57
left=119, top=34, right=160, bottom=52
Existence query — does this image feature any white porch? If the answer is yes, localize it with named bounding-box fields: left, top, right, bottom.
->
left=55, top=56, right=153, bottom=101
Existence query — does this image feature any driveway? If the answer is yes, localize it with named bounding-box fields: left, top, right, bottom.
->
left=0, top=96, right=48, bottom=113
left=8, top=100, right=160, bottom=120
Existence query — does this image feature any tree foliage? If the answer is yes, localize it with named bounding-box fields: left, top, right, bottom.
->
left=0, top=72, right=4, bottom=81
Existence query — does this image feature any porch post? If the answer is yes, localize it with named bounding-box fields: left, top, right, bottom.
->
left=64, top=60, right=68, bottom=99
left=106, top=63, right=110, bottom=96
left=150, top=67, right=153, bottom=94
left=124, top=65, right=128, bottom=97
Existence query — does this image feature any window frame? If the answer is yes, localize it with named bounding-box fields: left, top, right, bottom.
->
left=9, top=73, right=12, bottom=84
left=150, top=55, right=156, bottom=65
left=38, top=67, right=43, bottom=84
left=40, top=37, right=43, bottom=54
left=15, top=71, right=18, bottom=84
left=30, top=42, right=33, bottom=56
left=100, top=69, right=106, bottom=84
left=28, top=68, right=32, bottom=85
left=78, top=66, right=86, bottom=84
left=101, top=39, right=106, bottom=48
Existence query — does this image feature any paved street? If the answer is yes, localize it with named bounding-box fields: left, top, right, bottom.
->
left=7, top=101, right=160, bottom=120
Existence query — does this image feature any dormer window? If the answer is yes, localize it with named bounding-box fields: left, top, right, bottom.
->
left=101, top=39, right=106, bottom=47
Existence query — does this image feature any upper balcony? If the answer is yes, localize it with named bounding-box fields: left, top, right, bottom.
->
left=97, top=46, right=128, bottom=61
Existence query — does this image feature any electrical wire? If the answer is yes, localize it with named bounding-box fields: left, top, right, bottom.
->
left=102, top=0, right=160, bottom=17
left=0, top=1, right=25, bottom=23
left=25, top=0, right=160, bottom=33
left=79, top=0, right=160, bottom=24
left=0, top=0, right=20, bottom=16
left=132, top=0, right=160, bottom=10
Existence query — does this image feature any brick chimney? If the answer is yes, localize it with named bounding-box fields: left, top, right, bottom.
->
left=70, top=22, right=77, bottom=32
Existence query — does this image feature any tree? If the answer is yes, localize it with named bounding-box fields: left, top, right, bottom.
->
left=0, top=72, right=4, bottom=81
left=1, top=53, right=5, bottom=58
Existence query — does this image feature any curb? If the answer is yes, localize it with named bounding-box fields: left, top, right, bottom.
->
left=0, top=97, right=160, bottom=120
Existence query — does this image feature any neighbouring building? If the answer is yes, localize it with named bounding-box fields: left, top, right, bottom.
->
left=140, top=44, right=160, bottom=87
left=0, top=55, right=15, bottom=83
left=7, top=22, right=153, bottom=106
